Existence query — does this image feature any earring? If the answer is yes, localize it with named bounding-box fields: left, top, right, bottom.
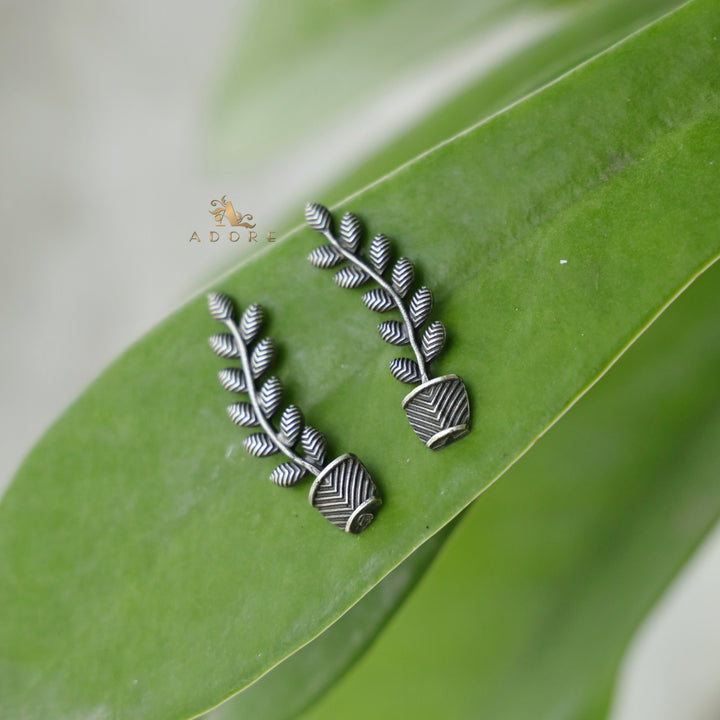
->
left=207, top=292, right=381, bottom=534
left=305, top=202, right=470, bottom=450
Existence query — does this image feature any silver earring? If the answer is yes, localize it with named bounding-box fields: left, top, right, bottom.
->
left=305, top=202, right=470, bottom=450
left=207, top=292, right=381, bottom=534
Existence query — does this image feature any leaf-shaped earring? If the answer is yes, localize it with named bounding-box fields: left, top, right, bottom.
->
left=305, top=202, right=470, bottom=450
left=207, top=292, right=382, bottom=534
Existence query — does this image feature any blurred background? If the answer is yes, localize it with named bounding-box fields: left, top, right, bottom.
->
left=1, top=0, right=718, bottom=717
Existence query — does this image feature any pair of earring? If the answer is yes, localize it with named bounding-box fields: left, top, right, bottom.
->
left=206, top=202, right=471, bottom=535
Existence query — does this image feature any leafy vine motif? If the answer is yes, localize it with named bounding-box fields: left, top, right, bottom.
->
left=207, top=293, right=328, bottom=487
left=305, top=202, right=446, bottom=386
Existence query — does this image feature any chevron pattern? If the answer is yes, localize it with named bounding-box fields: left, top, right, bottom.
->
left=239, top=303, right=263, bottom=343
left=250, top=338, right=274, bottom=378
left=243, top=433, right=278, bottom=457
left=308, top=244, right=344, bottom=269
left=280, top=405, right=303, bottom=446
left=217, top=367, right=247, bottom=393
left=409, top=286, right=433, bottom=328
left=208, top=333, right=239, bottom=359
left=269, top=461, right=307, bottom=488
left=227, top=401, right=258, bottom=427
left=391, top=257, right=414, bottom=297
left=305, top=202, right=332, bottom=232
left=310, top=455, right=380, bottom=533
left=258, top=376, right=283, bottom=417
left=421, top=321, right=446, bottom=363
left=362, top=287, right=395, bottom=313
left=207, top=292, right=236, bottom=322
left=403, top=376, right=470, bottom=449
left=390, top=357, right=421, bottom=384
left=378, top=320, right=408, bottom=346
left=206, top=291, right=384, bottom=530
left=339, top=212, right=362, bottom=252
left=303, top=202, right=471, bottom=450
left=369, top=233, right=391, bottom=274
left=334, top=265, right=369, bottom=289
left=301, top=426, right=327, bottom=467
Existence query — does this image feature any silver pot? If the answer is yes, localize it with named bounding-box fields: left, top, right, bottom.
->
left=402, top=374, right=470, bottom=450
left=309, top=453, right=382, bottom=534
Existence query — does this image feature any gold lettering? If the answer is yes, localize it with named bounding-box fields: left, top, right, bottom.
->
left=248, top=230, right=258, bottom=242
left=189, top=231, right=201, bottom=243
left=228, top=231, right=240, bottom=242
left=266, top=231, right=277, bottom=243
left=209, top=231, right=219, bottom=243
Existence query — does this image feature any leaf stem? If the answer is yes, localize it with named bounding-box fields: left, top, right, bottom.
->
left=322, top=229, right=430, bottom=383
left=222, top=319, right=321, bottom=475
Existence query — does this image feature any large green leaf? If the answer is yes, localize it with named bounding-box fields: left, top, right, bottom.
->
left=1, top=1, right=719, bottom=718
left=211, top=0, right=682, bottom=173
left=324, top=0, right=685, bottom=203
left=205, top=524, right=453, bottom=720
left=297, top=248, right=720, bottom=720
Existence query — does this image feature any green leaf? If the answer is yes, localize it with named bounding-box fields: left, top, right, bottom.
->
left=206, top=524, right=453, bottom=720
left=211, top=0, right=684, bottom=171
left=295, top=244, right=720, bottom=720
left=324, top=0, right=688, bottom=204
left=1, top=1, right=719, bottom=718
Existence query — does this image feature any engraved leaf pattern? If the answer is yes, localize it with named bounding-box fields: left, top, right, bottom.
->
left=226, top=402, right=258, bottom=428
left=378, top=320, right=409, bottom=346
left=305, top=202, right=332, bottom=232
left=369, top=233, right=391, bottom=274
left=334, top=265, right=370, bottom=289
left=258, top=377, right=283, bottom=417
left=422, top=321, right=446, bottom=363
left=250, top=338, right=274, bottom=378
left=301, top=426, right=327, bottom=467
left=409, top=287, right=433, bottom=328
left=240, top=303, right=263, bottom=344
left=308, top=244, right=344, bottom=269
left=280, top=405, right=304, bottom=447
left=362, top=288, right=395, bottom=313
left=217, top=367, right=247, bottom=393
left=389, top=357, right=421, bottom=385
left=208, top=333, right=240, bottom=359
left=207, top=295, right=328, bottom=486
left=243, top=433, right=278, bottom=457
left=391, top=257, right=414, bottom=298
left=339, top=212, right=362, bottom=253
left=269, top=462, right=307, bottom=488
left=305, top=202, right=453, bottom=387
left=207, top=292, right=236, bottom=322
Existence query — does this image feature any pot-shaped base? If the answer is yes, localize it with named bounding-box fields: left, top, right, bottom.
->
left=309, top=454, right=382, bottom=534
left=402, top=374, right=470, bottom=450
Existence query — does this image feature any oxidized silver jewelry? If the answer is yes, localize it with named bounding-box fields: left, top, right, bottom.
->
left=207, top=292, right=381, bottom=533
left=305, top=202, right=470, bottom=450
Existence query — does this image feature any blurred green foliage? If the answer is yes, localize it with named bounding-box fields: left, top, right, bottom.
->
left=1, top=1, right=719, bottom=720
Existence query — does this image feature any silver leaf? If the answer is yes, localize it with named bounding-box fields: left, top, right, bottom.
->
left=409, top=286, right=433, bottom=328
left=421, top=321, right=446, bottom=363
left=389, top=357, right=421, bottom=385
left=269, top=462, right=307, bottom=488
left=391, top=257, right=414, bottom=297
left=226, top=402, right=258, bottom=427
left=362, top=287, right=395, bottom=313
left=208, top=333, right=239, bottom=359
left=240, top=303, right=263, bottom=343
left=243, top=433, right=278, bottom=457
left=378, top=320, right=409, bottom=346
left=334, top=266, right=369, bottom=289
left=218, top=367, right=247, bottom=393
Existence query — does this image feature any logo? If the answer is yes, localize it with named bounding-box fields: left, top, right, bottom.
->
left=209, top=196, right=256, bottom=228
left=189, top=196, right=276, bottom=244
